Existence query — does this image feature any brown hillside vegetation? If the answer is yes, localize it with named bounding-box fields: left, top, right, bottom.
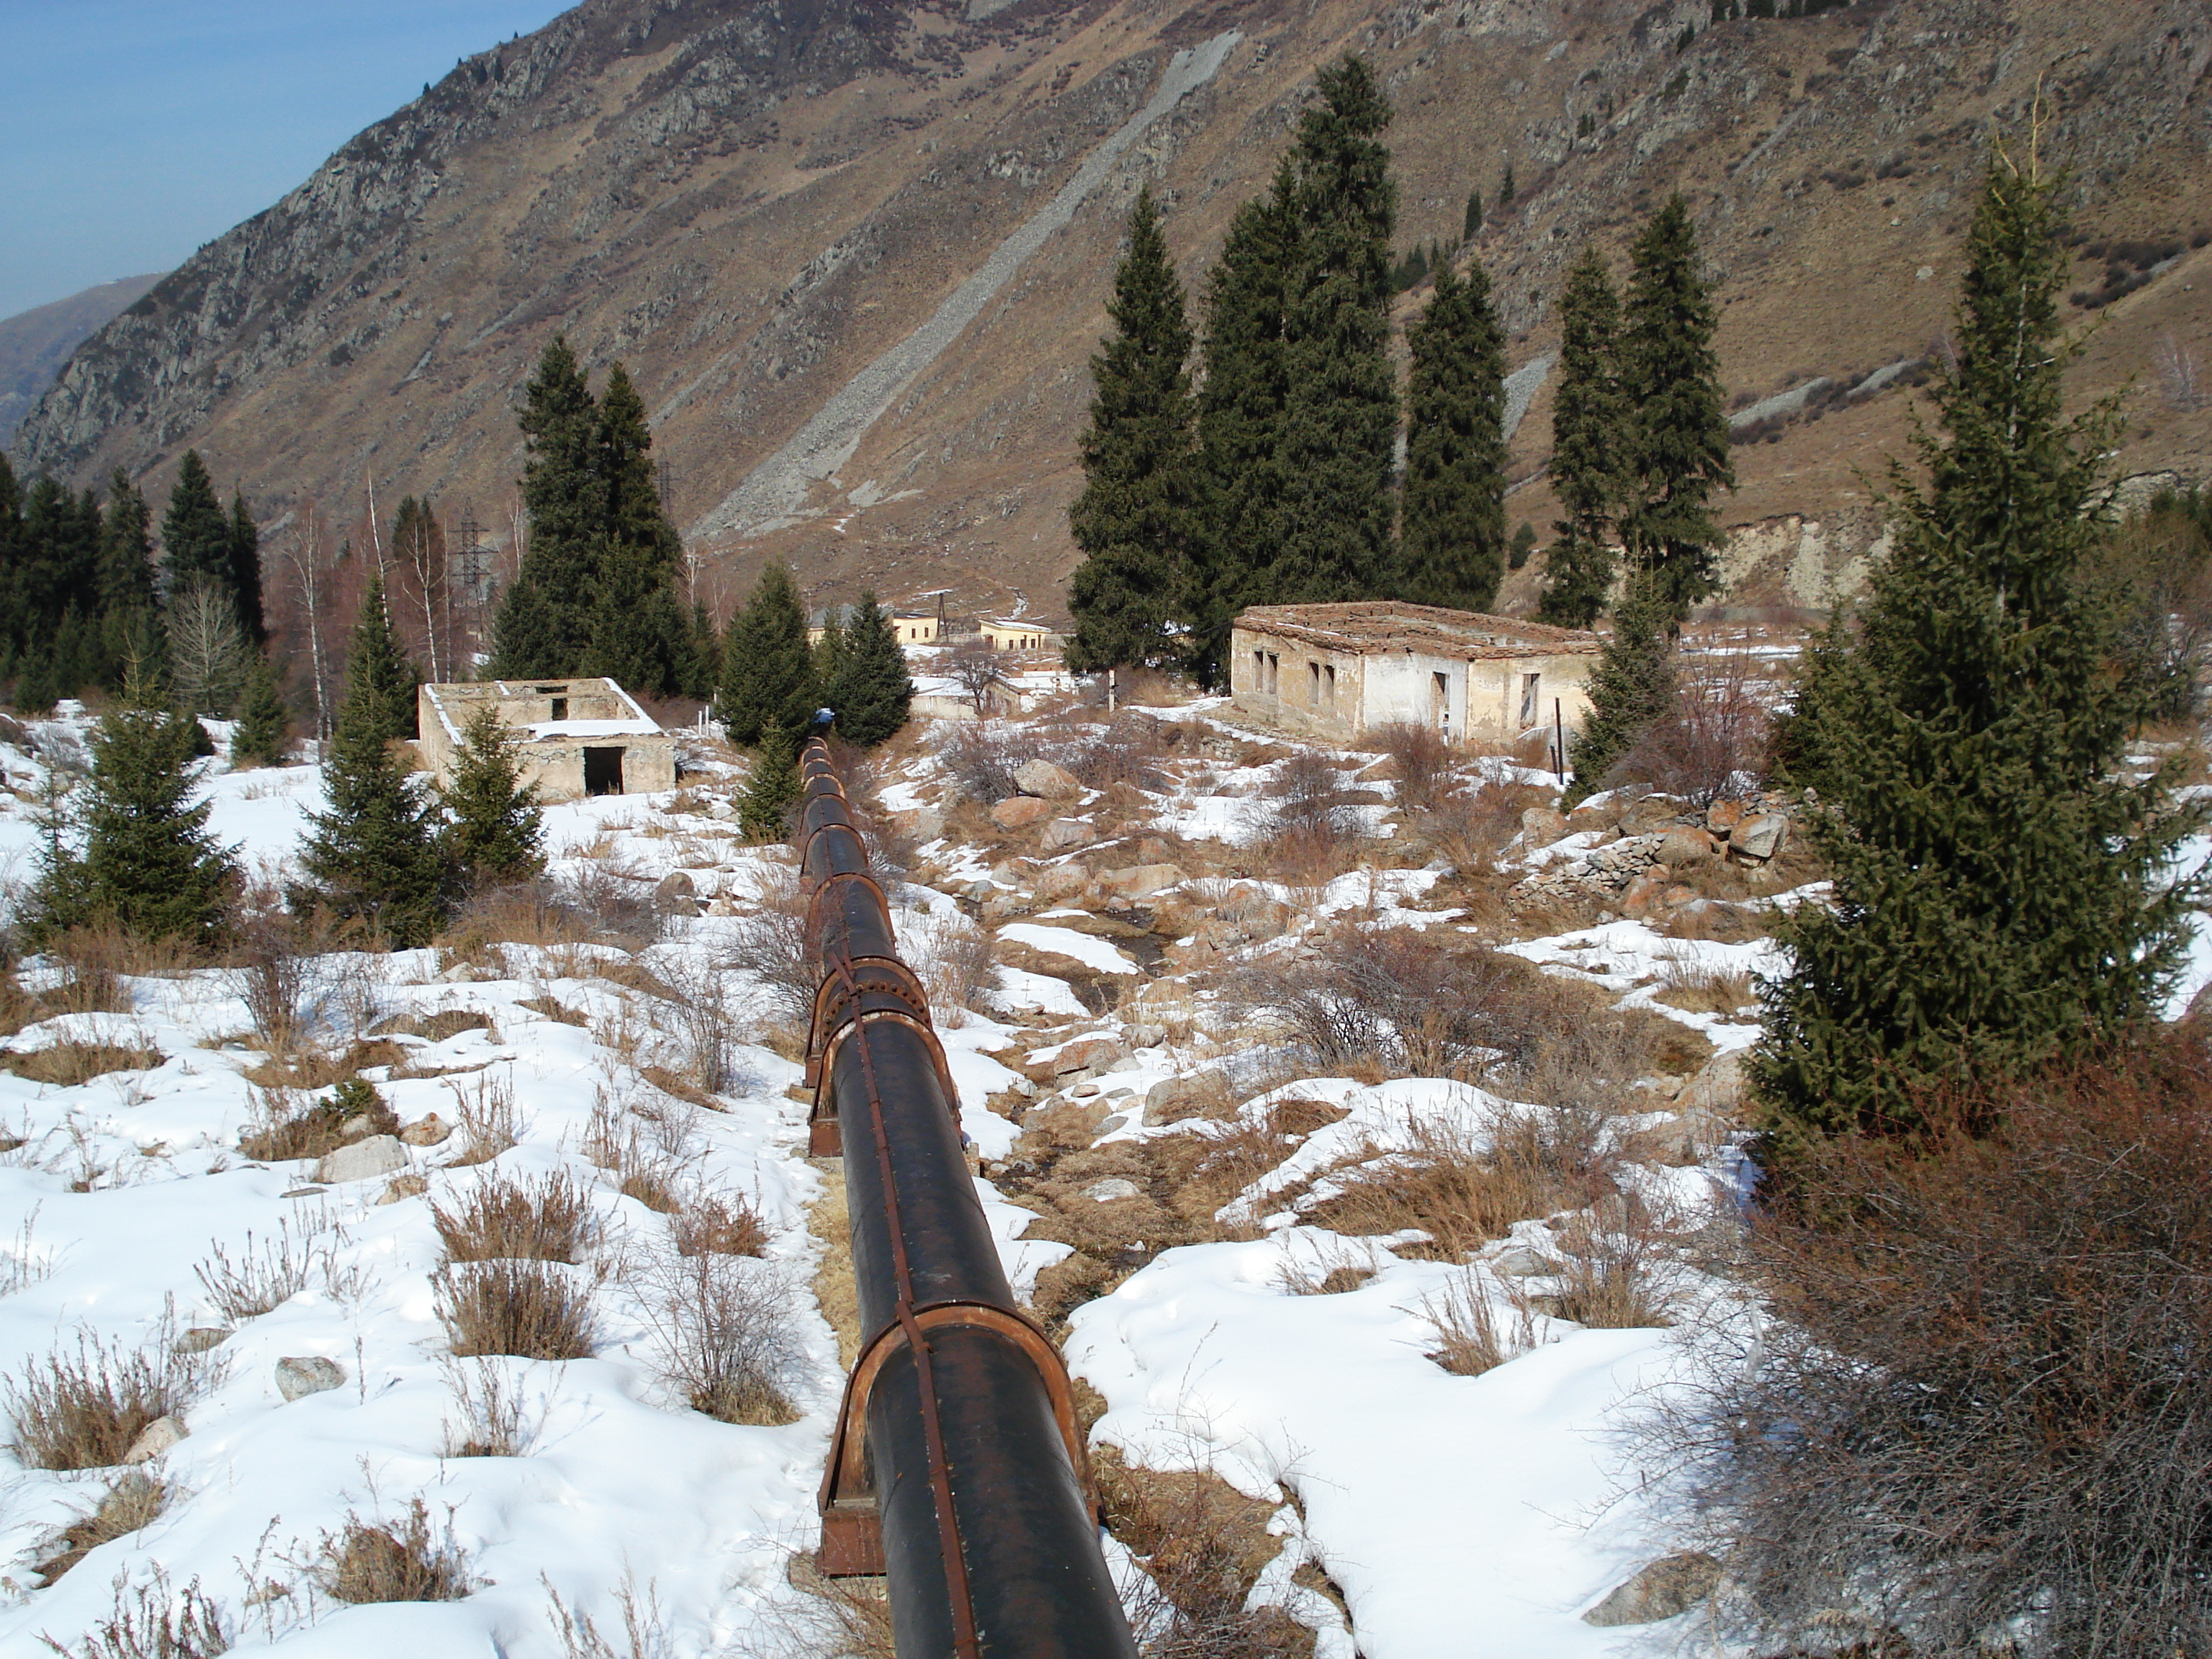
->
left=16, top=0, right=2212, bottom=622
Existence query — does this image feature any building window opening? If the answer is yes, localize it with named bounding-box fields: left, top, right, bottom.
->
left=1308, top=660, right=1322, bottom=703
left=584, top=747, right=625, bottom=796
left=1430, top=670, right=1449, bottom=729
left=1323, top=664, right=1337, bottom=708
left=549, top=697, right=568, bottom=721
left=1266, top=652, right=1280, bottom=695
left=1520, top=673, right=1541, bottom=729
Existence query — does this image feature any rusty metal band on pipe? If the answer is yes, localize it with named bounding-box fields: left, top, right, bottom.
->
left=798, top=739, right=1137, bottom=1659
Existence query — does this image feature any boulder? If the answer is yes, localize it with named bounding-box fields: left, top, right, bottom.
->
left=894, top=804, right=946, bottom=842
left=1099, top=863, right=1185, bottom=901
left=377, top=1173, right=430, bottom=1205
left=173, top=1328, right=231, bottom=1355
left=1619, top=868, right=1673, bottom=918
left=1488, top=1244, right=1560, bottom=1277
left=1616, top=795, right=1682, bottom=835
left=1732, top=813, right=1789, bottom=860
left=1658, top=826, right=1719, bottom=867
left=1052, top=1035, right=1128, bottom=1077
left=1143, top=1071, right=1225, bottom=1124
left=1081, top=1177, right=1145, bottom=1204
left=1582, top=1552, right=1722, bottom=1627
left=1705, top=798, right=1751, bottom=835
left=122, top=1415, right=185, bottom=1465
left=991, top=796, right=1056, bottom=830
left=315, top=1134, right=407, bottom=1185
left=399, top=1112, right=452, bottom=1147
left=1040, top=818, right=1094, bottom=851
left=1676, top=1050, right=1746, bottom=1118
left=1521, top=806, right=1570, bottom=845
left=654, top=871, right=701, bottom=914
left=1013, top=758, right=1082, bottom=800
left=1033, top=865, right=1091, bottom=904
left=275, top=1356, right=346, bottom=1402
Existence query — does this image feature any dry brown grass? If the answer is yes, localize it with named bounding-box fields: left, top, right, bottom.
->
left=640, top=1251, right=802, bottom=1426
left=0, top=1042, right=163, bottom=1087
left=1655, top=961, right=1757, bottom=1015
left=672, top=1191, right=768, bottom=1259
left=440, top=1359, right=530, bottom=1459
left=39, top=1570, right=233, bottom=1659
left=193, top=1214, right=341, bottom=1320
left=1421, top=1274, right=1549, bottom=1377
left=315, top=1498, right=473, bottom=1603
left=240, top=1037, right=406, bottom=1092
left=238, top=1076, right=397, bottom=1161
left=436, top=1259, right=597, bottom=1360
left=1550, top=1208, right=1681, bottom=1329
left=444, top=1073, right=522, bottom=1168
left=433, top=1169, right=593, bottom=1264
left=35, top=1470, right=168, bottom=1583
left=807, top=1169, right=860, bottom=1369
left=6, top=1331, right=212, bottom=1471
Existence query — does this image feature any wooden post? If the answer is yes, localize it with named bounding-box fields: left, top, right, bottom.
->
left=1553, top=698, right=1565, bottom=782
left=1108, top=666, right=1118, bottom=714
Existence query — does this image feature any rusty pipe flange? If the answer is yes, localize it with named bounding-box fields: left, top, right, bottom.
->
left=801, top=824, right=874, bottom=888
left=805, top=956, right=935, bottom=1072
left=804, top=868, right=894, bottom=954
left=807, top=1009, right=961, bottom=1138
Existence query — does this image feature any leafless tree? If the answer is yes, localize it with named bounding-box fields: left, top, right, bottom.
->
left=2157, top=328, right=2208, bottom=413
left=393, top=500, right=451, bottom=682
left=276, top=505, right=339, bottom=739
left=943, top=637, right=1007, bottom=717
left=168, top=580, right=251, bottom=717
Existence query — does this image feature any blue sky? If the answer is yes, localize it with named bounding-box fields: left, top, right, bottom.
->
left=0, top=1, right=575, bottom=319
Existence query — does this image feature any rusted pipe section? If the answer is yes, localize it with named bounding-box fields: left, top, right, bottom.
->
left=796, top=739, right=1138, bottom=1659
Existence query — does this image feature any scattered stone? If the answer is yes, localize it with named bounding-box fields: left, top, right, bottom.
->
left=1521, top=806, right=1569, bottom=844
left=1033, top=864, right=1091, bottom=904
left=1082, top=1177, right=1144, bottom=1203
left=439, top=962, right=475, bottom=984
left=1052, top=1035, right=1128, bottom=1076
left=275, top=1356, right=346, bottom=1402
left=894, top=804, right=945, bottom=841
left=1619, top=868, right=1673, bottom=918
left=340, top=1115, right=377, bottom=1142
left=991, top=796, right=1056, bottom=830
left=1099, top=1115, right=1129, bottom=1135
left=377, top=1173, right=429, bottom=1205
left=1489, top=1245, right=1560, bottom=1277
left=1071, top=1082, right=1102, bottom=1099
left=1040, top=818, right=1094, bottom=851
left=122, top=1415, right=185, bottom=1465
left=1658, top=826, right=1719, bottom=867
left=706, top=798, right=738, bottom=822
left=174, top=1328, right=232, bottom=1355
left=1705, top=798, right=1750, bottom=835
left=400, top=1112, right=453, bottom=1147
left=314, top=1134, right=407, bottom=1185
left=1099, top=863, right=1184, bottom=900
left=1582, top=1552, right=1722, bottom=1627
left=1732, top=813, right=1789, bottom=860
left=1013, top=758, right=1083, bottom=800
left=654, top=871, right=701, bottom=914
left=282, top=1186, right=325, bottom=1199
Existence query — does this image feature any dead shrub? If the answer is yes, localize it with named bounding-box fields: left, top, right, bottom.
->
left=238, top=1076, right=396, bottom=1161
left=1094, top=1446, right=1315, bottom=1659
left=1421, top=1274, right=1550, bottom=1376
left=45, top=922, right=178, bottom=1005
left=433, top=1169, right=593, bottom=1264
left=720, top=867, right=817, bottom=1025
left=938, top=720, right=1025, bottom=801
left=640, top=1251, right=803, bottom=1425
left=1060, top=713, right=1177, bottom=792
left=546, top=1575, right=686, bottom=1659
left=240, top=1035, right=405, bottom=1092
left=441, top=1359, right=530, bottom=1458
left=194, top=1213, right=341, bottom=1320
left=444, top=1072, right=522, bottom=1167
left=436, top=1259, right=597, bottom=1360
left=649, top=952, right=750, bottom=1097
left=1603, top=656, right=1773, bottom=806
left=226, top=904, right=318, bottom=1051
left=672, top=1191, right=769, bottom=1259
left=1654, top=959, right=1755, bottom=1015
left=315, top=1497, right=473, bottom=1604
left=1166, top=1097, right=1350, bottom=1232
left=36, top=1470, right=169, bottom=1583
left=1374, top=721, right=1454, bottom=811
left=1258, top=751, right=1363, bottom=883
left=6, top=1330, right=213, bottom=1470
left=583, top=1089, right=683, bottom=1214
left=0, top=1042, right=163, bottom=1087
left=1656, top=1039, right=2212, bottom=1657
left=1550, top=1205, right=1679, bottom=1328
left=899, top=908, right=997, bottom=1022
left=553, top=861, right=667, bottom=950
left=38, top=1570, right=233, bottom=1659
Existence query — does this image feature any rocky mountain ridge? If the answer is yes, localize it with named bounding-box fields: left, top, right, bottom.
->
left=14, top=0, right=2212, bottom=624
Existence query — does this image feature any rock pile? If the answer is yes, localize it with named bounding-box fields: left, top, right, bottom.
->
left=1511, top=794, right=1794, bottom=916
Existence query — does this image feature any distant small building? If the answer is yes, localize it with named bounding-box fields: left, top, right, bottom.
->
left=979, top=619, right=1059, bottom=652
left=890, top=613, right=940, bottom=645
left=418, top=678, right=676, bottom=803
left=1229, top=602, right=1602, bottom=744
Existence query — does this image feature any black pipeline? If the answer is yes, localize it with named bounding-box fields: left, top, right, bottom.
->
left=796, top=739, right=1139, bottom=1659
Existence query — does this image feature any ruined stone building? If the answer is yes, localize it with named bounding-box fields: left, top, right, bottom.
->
left=417, top=678, right=676, bottom=802
left=1228, top=602, right=1602, bottom=744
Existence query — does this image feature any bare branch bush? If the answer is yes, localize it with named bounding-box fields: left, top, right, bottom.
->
left=1603, top=654, right=1773, bottom=805
left=6, top=1326, right=220, bottom=1470
left=1420, top=1272, right=1548, bottom=1376
left=720, top=866, right=817, bottom=1027
left=936, top=720, right=1025, bottom=801
left=34, top=1468, right=169, bottom=1584
left=37, top=1570, right=233, bottom=1659
left=2108, top=487, right=2212, bottom=721
left=649, top=950, right=752, bottom=1096
left=194, top=1213, right=345, bottom=1319
left=2157, top=328, right=2208, bottom=412
left=168, top=580, right=251, bottom=718
left=432, top=1169, right=594, bottom=1264
left=444, top=1072, right=523, bottom=1168
left=943, top=637, right=1008, bottom=717
left=897, top=907, right=997, bottom=1026
left=313, top=1497, right=474, bottom=1604
left=639, top=1250, right=805, bottom=1426
left=440, top=1357, right=535, bottom=1458
left=436, top=1259, right=597, bottom=1360
left=1648, top=1038, right=2212, bottom=1658
left=1374, top=721, right=1454, bottom=811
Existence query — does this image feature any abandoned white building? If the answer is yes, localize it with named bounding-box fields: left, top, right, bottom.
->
left=417, top=678, right=678, bottom=802
left=1228, top=602, right=1602, bottom=743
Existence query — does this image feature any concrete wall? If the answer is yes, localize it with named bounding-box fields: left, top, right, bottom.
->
left=417, top=681, right=678, bottom=803
left=1228, top=625, right=1596, bottom=744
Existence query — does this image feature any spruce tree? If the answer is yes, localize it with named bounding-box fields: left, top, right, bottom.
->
left=96, top=469, right=162, bottom=691
left=228, top=490, right=265, bottom=644
left=229, top=655, right=289, bottom=768
left=822, top=593, right=914, bottom=747
left=26, top=676, right=235, bottom=948
left=439, top=705, right=545, bottom=888
left=716, top=562, right=814, bottom=746
left=296, top=590, right=450, bottom=945
left=488, top=577, right=562, bottom=682
left=1562, top=577, right=1675, bottom=809
left=1462, top=190, right=1483, bottom=242
left=1619, top=198, right=1735, bottom=619
left=1401, top=261, right=1508, bottom=611
left=493, top=337, right=602, bottom=674
left=684, top=603, right=721, bottom=703
left=584, top=362, right=691, bottom=692
left=1193, top=159, right=1300, bottom=684
left=161, top=451, right=231, bottom=600
left=1066, top=186, right=1202, bottom=673
left=1271, top=55, right=1399, bottom=604
left=0, top=456, right=22, bottom=653
left=1541, top=247, right=1628, bottom=629
left=343, top=574, right=421, bottom=743
left=739, top=721, right=800, bottom=841
left=1751, top=156, right=2203, bottom=1148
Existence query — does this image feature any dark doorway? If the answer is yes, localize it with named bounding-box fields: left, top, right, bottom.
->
left=584, top=747, right=625, bottom=796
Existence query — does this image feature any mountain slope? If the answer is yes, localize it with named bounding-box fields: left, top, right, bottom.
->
left=0, top=274, right=165, bottom=451
left=14, top=0, right=2212, bottom=624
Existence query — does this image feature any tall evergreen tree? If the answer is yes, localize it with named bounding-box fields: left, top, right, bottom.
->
left=161, top=451, right=232, bottom=598
left=716, top=562, right=815, bottom=747
left=1562, top=576, right=1676, bottom=808
left=1540, top=247, right=1628, bottom=629
left=685, top=603, right=721, bottom=703
left=492, top=337, right=602, bottom=675
left=343, top=574, right=421, bottom=744
left=1751, top=156, right=2203, bottom=1148
left=227, top=490, right=265, bottom=644
left=1193, top=159, right=1300, bottom=685
left=584, top=361, right=691, bottom=692
left=96, top=469, right=162, bottom=690
left=439, top=706, right=545, bottom=888
left=0, top=456, right=22, bottom=655
left=1066, top=186, right=1202, bottom=673
left=1401, top=261, right=1508, bottom=611
left=739, top=721, right=801, bottom=841
left=229, top=655, right=289, bottom=768
left=25, top=675, right=235, bottom=948
left=1618, top=198, right=1735, bottom=619
left=822, top=593, right=914, bottom=747
left=296, top=586, right=449, bottom=945
left=1270, top=55, right=1399, bottom=604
